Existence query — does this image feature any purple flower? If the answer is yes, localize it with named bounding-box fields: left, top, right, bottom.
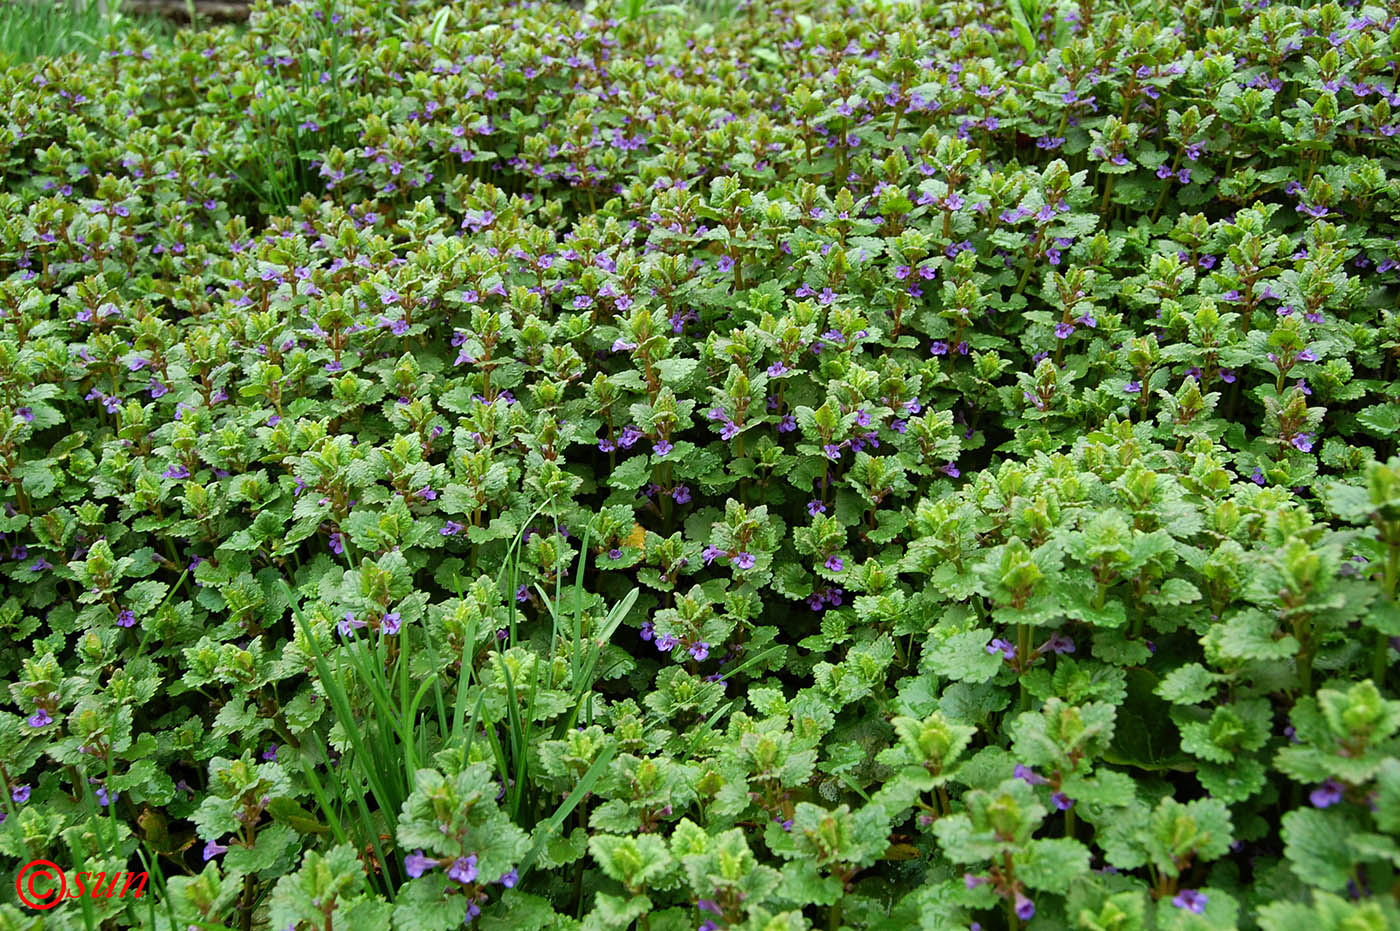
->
left=418, top=487, right=437, bottom=501
left=163, top=464, right=190, bottom=480
left=822, top=443, right=842, bottom=460
left=1311, top=779, right=1344, bottom=808
left=1014, top=892, right=1035, bottom=921
left=382, top=612, right=402, bottom=635
left=808, top=500, right=826, bottom=517
left=778, top=414, right=797, bottom=432
left=329, top=532, right=345, bottom=555
left=640, top=621, right=655, bottom=642
left=203, top=839, right=229, bottom=861
left=29, top=558, right=51, bottom=573
left=767, top=361, right=788, bottom=376
left=1172, top=889, right=1208, bottom=914
left=825, top=556, right=844, bottom=572
left=987, top=638, right=1016, bottom=660
left=27, top=709, right=52, bottom=728
left=261, top=743, right=278, bottom=761
left=498, top=869, right=518, bottom=888
left=702, top=544, right=723, bottom=565
left=618, top=426, right=643, bottom=449
left=405, top=851, right=438, bottom=878
left=671, top=485, right=691, bottom=504
left=654, top=440, right=674, bottom=456
left=16, top=407, right=33, bottom=422
left=1054, top=322, right=1076, bottom=339
left=1251, top=467, right=1266, bottom=486
left=1291, top=433, right=1314, bottom=453
left=448, top=854, right=479, bottom=885
left=1041, top=632, right=1075, bottom=655
left=338, top=612, right=366, bottom=636
left=717, top=255, right=734, bottom=272
left=95, top=786, right=113, bottom=807
left=442, top=521, right=464, bottom=536
left=1014, top=764, right=1048, bottom=786
left=116, top=609, right=136, bottom=628
left=11, top=785, right=31, bottom=803
left=656, top=633, right=680, bottom=651
left=940, top=462, right=961, bottom=478
left=689, top=642, right=710, bottom=661
left=608, top=548, right=623, bottom=560
left=732, top=552, right=756, bottom=570
left=1052, top=792, right=1074, bottom=810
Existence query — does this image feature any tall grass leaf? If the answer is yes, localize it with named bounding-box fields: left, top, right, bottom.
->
left=282, top=579, right=397, bottom=897
left=514, top=742, right=617, bottom=883
left=1007, top=0, right=1037, bottom=57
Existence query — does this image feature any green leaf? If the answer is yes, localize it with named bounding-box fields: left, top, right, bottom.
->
left=1017, top=837, right=1091, bottom=890
left=923, top=628, right=1003, bottom=683
left=1281, top=808, right=1361, bottom=892
left=1356, top=404, right=1400, bottom=437
left=1155, top=664, right=1223, bottom=705
left=655, top=357, right=699, bottom=386
left=1374, top=759, right=1400, bottom=833
left=1206, top=609, right=1299, bottom=661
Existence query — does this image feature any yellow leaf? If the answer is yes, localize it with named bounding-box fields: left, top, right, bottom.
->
left=623, top=523, right=647, bottom=550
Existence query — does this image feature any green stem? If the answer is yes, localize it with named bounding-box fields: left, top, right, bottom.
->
left=1148, top=152, right=1182, bottom=224
left=1018, top=624, right=1031, bottom=711
left=1374, top=629, right=1390, bottom=689
left=1375, top=532, right=1399, bottom=684
left=1014, top=248, right=1037, bottom=295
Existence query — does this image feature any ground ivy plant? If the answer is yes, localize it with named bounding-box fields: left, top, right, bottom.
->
left=1, top=0, right=1399, bottom=928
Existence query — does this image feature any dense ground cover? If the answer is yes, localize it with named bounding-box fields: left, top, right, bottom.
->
left=2, top=0, right=1400, bottom=927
